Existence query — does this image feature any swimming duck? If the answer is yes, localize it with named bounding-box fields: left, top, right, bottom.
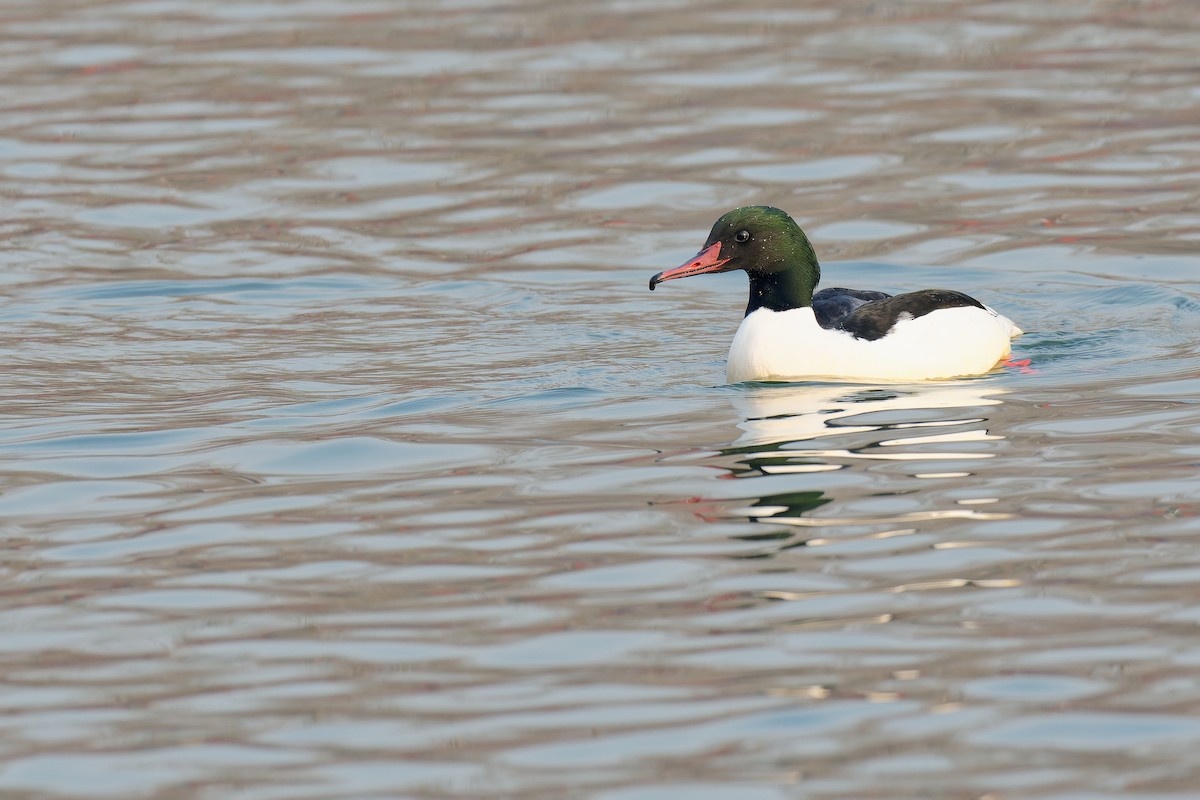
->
left=649, top=206, right=1022, bottom=382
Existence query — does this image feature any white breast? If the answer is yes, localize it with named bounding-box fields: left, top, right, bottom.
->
left=726, top=306, right=1021, bottom=383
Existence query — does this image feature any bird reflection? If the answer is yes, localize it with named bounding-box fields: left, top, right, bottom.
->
left=712, top=381, right=1009, bottom=542
left=728, top=489, right=832, bottom=558
left=730, top=382, right=1005, bottom=449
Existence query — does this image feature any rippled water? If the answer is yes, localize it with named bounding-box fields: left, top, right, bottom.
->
left=3, top=1, right=1200, bottom=797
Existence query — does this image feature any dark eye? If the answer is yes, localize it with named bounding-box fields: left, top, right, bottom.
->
left=734, top=229, right=750, bottom=243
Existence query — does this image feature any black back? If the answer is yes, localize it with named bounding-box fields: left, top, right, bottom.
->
left=824, top=288, right=986, bottom=341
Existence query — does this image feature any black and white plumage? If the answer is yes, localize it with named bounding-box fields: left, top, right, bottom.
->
left=814, top=287, right=988, bottom=341
left=649, top=207, right=1022, bottom=382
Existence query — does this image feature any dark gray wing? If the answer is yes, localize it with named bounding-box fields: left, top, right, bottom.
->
left=812, top=287, right=893, bottom=330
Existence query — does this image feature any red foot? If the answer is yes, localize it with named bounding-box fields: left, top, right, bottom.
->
left=1002, top=357, right=1037, bottom=375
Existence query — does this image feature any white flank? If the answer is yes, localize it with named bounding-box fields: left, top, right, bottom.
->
left=726, top=305, right=1022, bottom=383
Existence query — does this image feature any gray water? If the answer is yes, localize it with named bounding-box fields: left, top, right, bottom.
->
left=3, top=1, right=1200, bottom=798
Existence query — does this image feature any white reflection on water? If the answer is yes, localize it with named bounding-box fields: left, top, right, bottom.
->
left=714, top=381, right=1014, bottom=536
left=730, top=381, right=1006, bottom=447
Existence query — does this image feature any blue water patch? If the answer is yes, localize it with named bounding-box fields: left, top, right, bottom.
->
left=263, top=395, right=383, bottom=418
left=364, top=394, right=480, bottom=419
left=221, top=437, right=493, bottom=476
left=969, top=712, right=1200, bottom=751
left=75, top=203, right=222, bottom=229
left=0, top=427, right=208, bottom=455
left=964, top=674, right=1106, bottom=702
left=53, top=275, right=387, bottom=303
left=0, top=480, right=165, bottom=518
left=479, top=386, right=606, bottom=411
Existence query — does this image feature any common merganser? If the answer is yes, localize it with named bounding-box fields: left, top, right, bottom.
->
left=649, top=206, right=1022, bottom=382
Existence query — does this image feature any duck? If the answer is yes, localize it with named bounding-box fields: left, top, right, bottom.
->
left=649, top=206, right=1022, bottom=383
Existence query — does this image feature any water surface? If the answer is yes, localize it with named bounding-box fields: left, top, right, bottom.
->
left=3, top=1, right=1200, bottom=798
